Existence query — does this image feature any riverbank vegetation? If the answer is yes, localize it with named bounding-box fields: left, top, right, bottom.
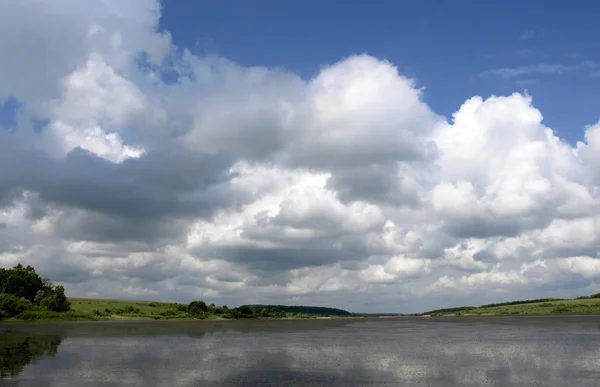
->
left=0, top=264, right=75, bottom=321
left=423, top=294, right=600, bottom=316
left=1, top=264, right=355, bottom=322
left=69, top=299, right=355, bottom=320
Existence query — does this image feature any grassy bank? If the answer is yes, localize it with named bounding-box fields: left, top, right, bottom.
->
left=69, top=298, right=214, bottom=321
left=1, top=264, right=358, bottom=322
left=424, top=295, right=600, bottom=316
left=4, top=298, right=357, bottom=322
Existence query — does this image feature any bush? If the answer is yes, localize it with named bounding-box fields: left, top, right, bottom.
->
left=188, top=300, right=208, bottom=314
left=35, top=285, right=71, bottom=312
left=17, top=310, right=96, bottom=321
left=237, top=305, right=253, bottom=316
left=552, top=305, right=572, bottom=313
left=0, top=293, right=33, bottom=318
left=122, top=305, right=140, bottom=314
left=176, top=304, right=187, bottom=312
left=91, top=309, right=107, bottom=317
left=159, top=309, right=179, bottom=317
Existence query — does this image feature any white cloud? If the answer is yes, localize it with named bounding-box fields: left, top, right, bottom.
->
left=480, top=62, right=598, bottom=79
left=0, top=0, right=600, bottom=314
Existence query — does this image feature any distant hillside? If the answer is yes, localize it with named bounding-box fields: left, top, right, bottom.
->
left=422, top=294, right=600, bottom=316
left=247, top=305, right=352, bottom=317
left=423, top=298, right=564, bottom=315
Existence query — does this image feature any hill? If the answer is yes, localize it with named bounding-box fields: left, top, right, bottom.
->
left=423, top=294, right=600, bottom=316
left=247, top=304, right=352, bottom=317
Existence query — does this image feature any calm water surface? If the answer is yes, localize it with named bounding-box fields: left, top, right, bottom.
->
left=1, top=316, right=600, bottom=386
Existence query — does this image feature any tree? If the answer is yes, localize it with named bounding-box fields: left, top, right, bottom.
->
left=0, top=264, right=44, bottom=302
left=34, top=285, right=71, bottom=312
left=1, top=264, right=71, bottom=314
left=188, top=300, right=208, bottom=316
left=237, top=305, right=253, bottom=316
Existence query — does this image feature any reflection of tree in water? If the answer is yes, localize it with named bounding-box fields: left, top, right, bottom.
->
left=0, top=335, right=63, bottom=377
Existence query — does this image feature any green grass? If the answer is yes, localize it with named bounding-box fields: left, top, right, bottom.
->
left=4, top=298, right=358, bottom=322
left=428, top=298, right=600, bottom=316
left=68, top=298, right=205, bottom=321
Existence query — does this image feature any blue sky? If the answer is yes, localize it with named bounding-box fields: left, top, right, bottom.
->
left=160, top=0, right=600, bottom=145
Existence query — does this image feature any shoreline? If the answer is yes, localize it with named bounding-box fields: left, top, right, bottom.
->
left=0, top=315, right=404, bottom=324
left=5, top=312, right=600, bottom=325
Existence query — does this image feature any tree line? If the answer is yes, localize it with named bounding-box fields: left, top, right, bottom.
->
left=247, top=304, right=352, bottom=317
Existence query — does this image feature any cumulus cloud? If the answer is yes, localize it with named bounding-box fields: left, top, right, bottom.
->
left=1, top=0, right=599, bottom=313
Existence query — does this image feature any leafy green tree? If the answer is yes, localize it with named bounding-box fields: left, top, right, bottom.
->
left=0, top=264, right=45, bottom=302
left=34, top=285, right=71, bottom=312
left=1, top=264, right=72, bottom=315
left=237, top=305, right=253, bottom=316
left=188, top=300, right=208, bottom=316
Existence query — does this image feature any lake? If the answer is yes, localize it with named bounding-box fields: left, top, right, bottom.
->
left=1, top=316, right=599, bottom=386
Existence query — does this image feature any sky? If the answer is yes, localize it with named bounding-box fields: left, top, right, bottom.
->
left=0, top=0, right=599, bottom=314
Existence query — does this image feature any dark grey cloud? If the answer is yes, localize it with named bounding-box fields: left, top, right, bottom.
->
left=440, top=211, right=556, bottom=240
left=55, top=211, right=188, bottom=243
left=211, top=243, right=369, bottom=272
left=326, top=165, right=421, bottom=206
left=0, top=135, right=248, bottom=242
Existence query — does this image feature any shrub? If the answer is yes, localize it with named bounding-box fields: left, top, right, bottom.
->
left=237, top=305, right=253, bottom=316
left=91, top=309, right=107, bottom=317
left=188, top=300, right=208, bottom=313
left=18, top=310, right=96, bottom=321
left=159, top=309, right=178, bottom=317
left=122, top=305, right=140, bottom=314
left=552, top=305, right=572, bottom=313
left=0, top=293, right=33, bottom=318
left=35, top=285, right=71, bottom=312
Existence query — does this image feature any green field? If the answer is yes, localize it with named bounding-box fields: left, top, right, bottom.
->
left=425, top=297, right=600, bottom=316
left=66, top=299, right=348, bottom=321
left=1, top=264, right=355, bottom=322
left=69, top=299, right=197, bottom=320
